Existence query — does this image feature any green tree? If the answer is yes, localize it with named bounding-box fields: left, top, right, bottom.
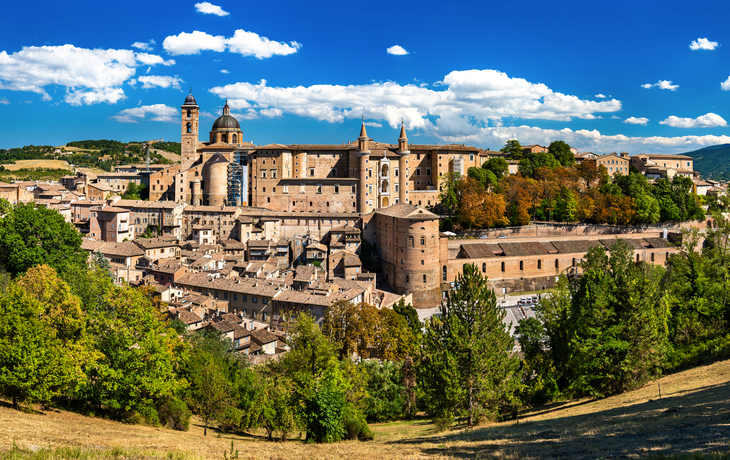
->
left=279, top=314, right=353, bottom=443
left=554, top=187, right=578, bottom=222
left=419, top=264, right=520, bottom=427
left=188, top=352, right=232, bottom=436
left=0, top=202, right=86, bottom=276
left=518, top=151, right=560, bottom=178
left=393, top=298, right=422, bottom=339
left=548, top=140, right=575, bottom=166
left=500, top=140, right=524, bottom=159
left=121, top=182, right=147, bottom=200
left=482, top=157, right=509, bottom=179
left=0, top=266, right=90, bottom=409
left=437, top=172, right=461, bottom=218
left=467, top=167, right=497, bottom=189
left=568, top=240, right=669, bottom=397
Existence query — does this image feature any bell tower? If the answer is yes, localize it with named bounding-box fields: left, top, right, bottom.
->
left=181, top=90, right=200, bottom=166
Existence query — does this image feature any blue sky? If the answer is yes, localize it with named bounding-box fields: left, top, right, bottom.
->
left=2, top=0, right=730, bottom=154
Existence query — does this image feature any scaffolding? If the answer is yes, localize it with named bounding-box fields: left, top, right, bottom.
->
left=227, top=150, right=244, bottom=206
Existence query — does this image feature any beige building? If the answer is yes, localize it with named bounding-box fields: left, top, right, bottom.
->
left=582, top=152, right=630, bottom=176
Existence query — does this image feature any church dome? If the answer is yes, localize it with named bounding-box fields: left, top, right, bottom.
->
left=212, top=114, right=240, bottom=131
left=211, top=101, right=240, bottom=131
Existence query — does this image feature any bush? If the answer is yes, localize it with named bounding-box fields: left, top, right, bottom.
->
left=128, top=404, right=160, bottom=427
left=432, top=414, right=453, bottom=432
left=343, top=414, right=374, bottom=441
left=217, top=407, right=244, bottom=433
left=665, top=333, right=730, bottom=372
left=157, top=398, right=191, bottom=431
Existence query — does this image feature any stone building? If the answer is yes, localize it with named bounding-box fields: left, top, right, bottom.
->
left=147, top=92, right=491, bottom=213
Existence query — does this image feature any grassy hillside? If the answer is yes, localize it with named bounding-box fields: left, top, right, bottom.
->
left=680, top=144, right=730, bottom=180
left=2, top=359, right=730, bottom=459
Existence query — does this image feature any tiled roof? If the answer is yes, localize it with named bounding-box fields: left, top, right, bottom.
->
left=251, top=329, right=279, bottom=346
left=99, top=241, right=145, bottom=257
left=178, top=309, right=202, bottom=325
left=374, top=203, right=439, bottom=220
left=135, top=238, right=179, bottom=249
left=175, top=273, right=283, bottom=297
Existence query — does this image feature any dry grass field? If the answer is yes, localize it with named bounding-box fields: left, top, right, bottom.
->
left=151, top=149, right=180, bottom=163
left=1, top=359, right=730, bottom=460
left=1, top=159, right=72, bottom=171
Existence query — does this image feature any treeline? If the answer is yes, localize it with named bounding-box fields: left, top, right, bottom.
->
left=516, top=223, right=730, bottom=405
left=438, top=139, right=707, bottom=231
left=2, top=198, right=730, bottom=439
left=0, top=145, right=56, bottom=164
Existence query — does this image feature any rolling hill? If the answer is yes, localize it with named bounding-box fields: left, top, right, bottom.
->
left=679, top=144, right=730, bottom=180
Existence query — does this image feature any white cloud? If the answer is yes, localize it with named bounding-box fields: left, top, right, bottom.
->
left=642, top=80, right=679, bottom=91
left=611, top=115, right=621, bottom=119
left=132, top=40, right=155, bottom=51
left=624, top=117, right=649, bottom=125
left=721, top=76, right=730, bottom=91
left=162, top=29, right=301, bottom=59
left=195, top=2, right=229, bottom=16
left=0, top=97, right=10, bottom=105
left=65, top=87, right=126, bottom=106
left=162, top=31, right=227, bottom=55
left=135, top=53, right=175, bottom=66
left=112, top=104, right=177, bottom=123
left=387, top=45, right=409, bottom=55
left=0, top=44, right=173, bottom=105
left=220, top=69, right=229, bottom=74
left=364, top=122, right=382, bottom=127
left=137, top=75, right=184, bottom=89
left=210, top=69, right=622, bottom=133
left=595, top=94, right=606, bottom=98
left=690, top=38, right=718, bottom=50
left=659, top=112, right=727, bottom=128
left=439, top=124, right=730, bottom=156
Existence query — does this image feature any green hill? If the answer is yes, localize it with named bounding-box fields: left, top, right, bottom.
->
left=680, top=144, right=730, bottom=180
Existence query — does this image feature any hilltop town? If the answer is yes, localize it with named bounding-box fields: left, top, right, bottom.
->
left=0, top=92, right=725, bottom=359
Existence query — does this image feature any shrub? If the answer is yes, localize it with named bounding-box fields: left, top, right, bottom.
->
left=343, top=414, right=374, bottom=441
left=158, top=398, right=191, bottom=431
left=128, top=404, right=160, bottom=427
left=217, top=407, right=244, bottom=433
left=432, top=414, right=453, bottom=432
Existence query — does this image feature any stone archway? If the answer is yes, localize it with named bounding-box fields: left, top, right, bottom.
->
left=382, top=197, right=389, bottom=207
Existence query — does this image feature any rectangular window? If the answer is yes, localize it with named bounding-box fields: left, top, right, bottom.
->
left=283, top=185, right=289, bottom=194
left=300, top=185, right=306, bottom=194
left=334, top=185, right=340, bottom=194
left=253, top=296, right=258, bottom=303
left=271, top=170, right=277, bottom=179
left=309, top=168, right=315, bottom=177
left=233, top=294, right=237, bottom=301
left=416, top=168, right=421, bottom=176
left=263, top=298, right=269, bottom=305
left=427, top=168, right=431, bottom=176
left=261, top=170, right=266, bottom=178
left=242, top=295, right=247, bottom=302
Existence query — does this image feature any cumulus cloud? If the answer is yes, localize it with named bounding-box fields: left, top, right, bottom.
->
left=387, top=45, right=409, bottom=55
left=221, top=69, right=229, bottom=74
left=595, top=94, right=606, bottom=98
left=195, top=2, right=229, bottom=16
left=137, top=75, right=184, bottom=89
left=0, top=44, right=173, bottom=105
left=162, top=29, right=301, bottom=59
left=624, top=117, right=649, bottom=125
left=659, top=113, right=727, bottom=128
left=0, top=97, right=10, bottom=105
left=642, top=80, right=679, bottom=91
left=721, top=76, right=730, bottom=91
left=364, top=122, right=382, bottom=128
left=132, top=40, right=155, bottom=51
left=162, top=31, right=227, bottom=55
left=690, top=38, right=718, bottom=50
left=210, top=69, right=622, bottom=136
left=112, top=104, right=177, bottom=123
left=227, top=29, right=301, bottom=59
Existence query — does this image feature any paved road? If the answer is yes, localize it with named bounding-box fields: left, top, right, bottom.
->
left=416, top=292, right=544, bottom=335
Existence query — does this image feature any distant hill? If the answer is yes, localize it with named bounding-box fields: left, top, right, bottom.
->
left=679, top=144, right=730, bottom=180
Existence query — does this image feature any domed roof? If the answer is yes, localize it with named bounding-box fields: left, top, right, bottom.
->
left=212, top=115, right=240, bottom=131
left=183, top=90, right=198, bottom=106
left=211, top=101, right=240, bottom=131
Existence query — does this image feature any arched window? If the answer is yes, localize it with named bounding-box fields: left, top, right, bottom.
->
left=420, top=237, right=425, bottom=246
left=555, top=259, right=559, bottom=269
left=222, top=133, right=228, bottom=143
left=520, top=261, right=524, bottom=270
left=186, top=122, right=192, bottom=133
left=572, top=258, right=577, bottom=267
left=501, top=261, right=505, bottom=272
left=442, top=266, right=447, bottom=281
left=482, top=263, right=486, bottom=273
left=636, top=254, right=640, bottom=262
left=408, top=236, right=414, bottom=248
left=381, top=164, right=389, bottom=176
left=538, top=260, right=542, bottom=269
left=186, top=109, right=191, bottom=119
left=232, top=134, right=237, bottom=143
left=651, top=253, right=655, bottom=262
left=195, top=171, right=199, bottom=176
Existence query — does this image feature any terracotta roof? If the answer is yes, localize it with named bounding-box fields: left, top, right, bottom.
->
left=178, top=309, right=202, bottom=325
left=81, top=240, right=106, bottom=252
left=642, top=237, right=672, bottom=249
left=153, top=259, right=185, bottom=274
left=135, top=238, right=179, bottom=249
left=251, top=329, right=279, bottom=346
left=374, top=203, right=439, bottom=220
left=99, top=241, right=145, bottom=257
left=175, top=273, right=283, bottom=297
left=458, top=244, right=496, bottom=259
